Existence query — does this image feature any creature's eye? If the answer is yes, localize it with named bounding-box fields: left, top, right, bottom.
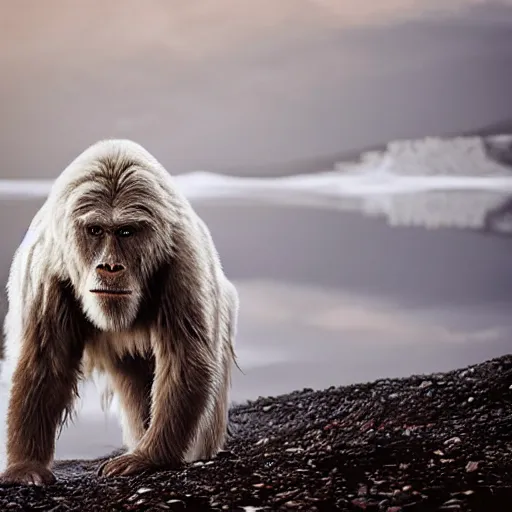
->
left=115, top=226, right=136, bottom=238
left=88, top=225, right=104, bottom=237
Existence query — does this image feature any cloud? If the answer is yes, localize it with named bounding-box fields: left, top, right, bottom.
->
left=234, top=279, right=505, bottom=346
left=0, top=0, right=501, bottom=67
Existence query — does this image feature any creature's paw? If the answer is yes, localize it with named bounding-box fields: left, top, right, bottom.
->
left=0, top=462, right=56, bottom=486
left=97, top=453, right=156, bottom=478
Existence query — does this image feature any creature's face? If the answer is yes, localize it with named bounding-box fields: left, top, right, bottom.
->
left=62, top=155, right=173, bottom=332
left=77, top=219, right=148, bottom=331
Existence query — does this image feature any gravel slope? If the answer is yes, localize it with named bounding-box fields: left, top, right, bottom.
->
left=0, top=354, right=511, bottom=511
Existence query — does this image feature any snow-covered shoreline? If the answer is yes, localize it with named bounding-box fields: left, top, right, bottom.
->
left=1, top=134, right=511, bottom=232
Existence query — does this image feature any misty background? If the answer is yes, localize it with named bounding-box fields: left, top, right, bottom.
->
left=1, top=0, right=512, bottom=463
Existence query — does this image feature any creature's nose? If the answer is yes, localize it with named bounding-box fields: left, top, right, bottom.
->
left=96, top=263, right=125, bottom=275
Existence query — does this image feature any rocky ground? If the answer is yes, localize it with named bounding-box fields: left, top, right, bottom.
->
left=0, top=354, right=511, bottom=511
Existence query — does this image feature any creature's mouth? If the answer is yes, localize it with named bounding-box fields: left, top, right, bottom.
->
left=90, top=289, right=132, bottom=297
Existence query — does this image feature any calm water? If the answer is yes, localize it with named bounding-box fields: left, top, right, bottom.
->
left=1, top=199, right=512, bottom=466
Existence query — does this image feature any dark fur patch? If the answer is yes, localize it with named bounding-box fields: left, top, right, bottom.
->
left=5, top=276, right=92, bottom=468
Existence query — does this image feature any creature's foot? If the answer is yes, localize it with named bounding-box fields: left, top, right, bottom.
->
left=0, top=462, right=56, bottom=486
left=97, top=453, right=157, bottom=478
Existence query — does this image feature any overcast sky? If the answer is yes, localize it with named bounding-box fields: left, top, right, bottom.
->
left=1, top=1, right=512, bottom=179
